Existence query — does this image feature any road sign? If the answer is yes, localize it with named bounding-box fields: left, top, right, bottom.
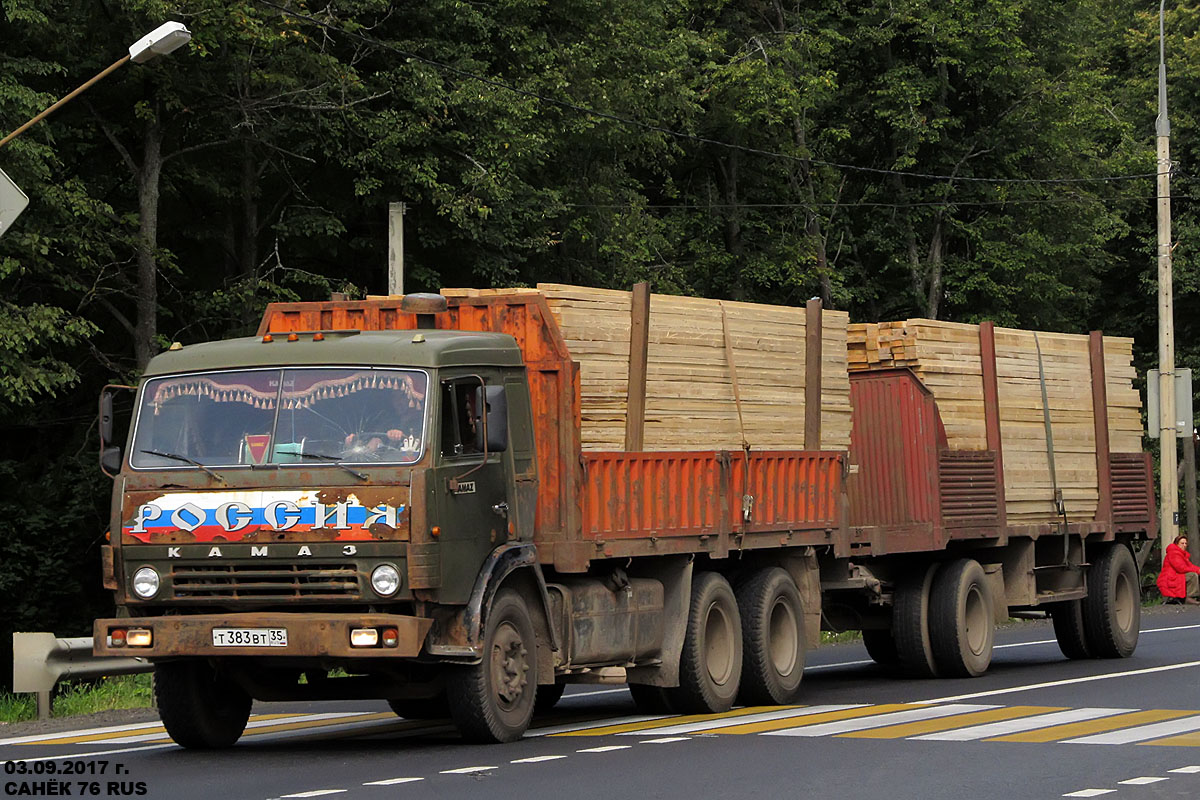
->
left=1148, top=367, right=1194, bottom=438
left=0, top=167, right=29, bottom=238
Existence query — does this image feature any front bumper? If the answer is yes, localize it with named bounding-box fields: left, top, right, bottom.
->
left=93, top=612, right=433, bottom=659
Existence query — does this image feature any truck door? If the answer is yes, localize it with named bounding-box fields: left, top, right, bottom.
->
left=431, top=374, right=510, bottom=604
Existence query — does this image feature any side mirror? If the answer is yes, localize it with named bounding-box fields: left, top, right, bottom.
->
left=101, top=446, right=123, bottom=474
left=100, top=391, right=114, bottom=444
left=475, top=385, right=508, bottom=453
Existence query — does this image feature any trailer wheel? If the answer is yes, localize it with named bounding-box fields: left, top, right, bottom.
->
left=666, top=572, right=743, bottom=714
left=447, top=589, right=537, bottom=742
left=534, top=683, right=566, bottom=714
left=929, top=559, right=994, bottom=678
left=387, top=692, right=449, bottom=719
left=154, top=660, right=251, bottom=749
left=628, top=683, right=675, bottom=714
left=735, top=568, right=805, bottom=705
left=862, top=629, right=901, bottom=667
left=1050, top=600, right=1091, bottom=660
left=893, top=564, right=940, bottom=678
left=1082, top=544, right=1140, bottom=658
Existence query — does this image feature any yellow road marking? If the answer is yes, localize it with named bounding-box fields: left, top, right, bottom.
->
left=840, top=706, right=1064, bottom=739
left=108, top=713, right=403, bottom=746
left=989, top=709, right=1197, bottom=743
left=553, top=706, right=792, bottom=736
left=1139, top=729, right=1200, bottom=747
left=15, top=714, right=298, bottom=746
left=699, top=704, right=923, bottom=735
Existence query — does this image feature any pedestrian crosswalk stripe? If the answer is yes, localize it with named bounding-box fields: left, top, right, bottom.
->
left=914, top=707, right=1134, bottom=741
left=988, top=709, right=1198, bottom=743
left=554, top=705, right=791, bottom=736
left=696, top=703, right=923, bottom=735
left=765, top=704, right=997, bottom=737
left=841, top=705, right=1063, bottom=740
left=615, top=705, right=866, bottom=736
left=1065, top=714, right=1200, bottom=745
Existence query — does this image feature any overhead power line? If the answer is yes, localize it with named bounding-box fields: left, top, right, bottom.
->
left=254, top=0, right=1159, bottom=188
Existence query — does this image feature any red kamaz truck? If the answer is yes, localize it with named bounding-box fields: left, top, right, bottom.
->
left=93, top=288, right=1155, bottom=747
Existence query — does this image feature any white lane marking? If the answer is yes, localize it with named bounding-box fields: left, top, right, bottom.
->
left=805, top=659, right=873, bottom=672
left=363, top=777, right=424, bottom=786
left=9, top=744, right=178, bottom=762
left=618, top=705, right=866, bottom=735
left=1063, top=791, right=1115, bottom=798
left=1066, top=714, right=1200, bottom=745
left=639, top=736, right=691, bottom=743
left=917, top=660, right=1200, bottom=704
left=527, top=714, right=671, bottom=736
left=511, top=755, right=568, bottom=763
left=0, top=719, right=167, bottom=745
left=0, top=712, right=365, bottom=746
left=561, top=688, right=629, bottom=699
left=1169, top=766, right=1200, bottom=774
left=765, top=704, right=997, bottom=737
left=577, top=745, right=632, bottom=753
left=281, top=792, right=348, bottom=798
left=912, top=707, right=1136, bottom=741
left=440, top=766, right=497, bottom=774
left=1119, top=777, right=1168, bottom=785
left=99, top=712, right=371, bottom=745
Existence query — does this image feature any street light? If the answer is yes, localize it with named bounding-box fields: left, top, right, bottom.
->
left=0, top=21, right=192, bottom=150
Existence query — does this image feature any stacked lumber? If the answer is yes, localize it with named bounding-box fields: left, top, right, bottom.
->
left=535, top=284, right=852, bottom=452
left=848, top=319, right=1143, bottom=525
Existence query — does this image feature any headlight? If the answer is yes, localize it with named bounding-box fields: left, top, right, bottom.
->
left=370, top=564, right=401, bottom=597
left=132, top=567, right=160, bottom=599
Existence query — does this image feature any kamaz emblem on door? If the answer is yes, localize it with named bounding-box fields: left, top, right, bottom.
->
left=453, top=481, right=477, bottom=495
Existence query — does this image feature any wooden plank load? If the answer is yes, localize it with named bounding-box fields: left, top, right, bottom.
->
left=532, top=284, right=852, bottom=452
left=848, top=318, right=1143, bottom=525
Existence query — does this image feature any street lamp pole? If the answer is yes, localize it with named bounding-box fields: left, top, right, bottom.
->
left=1157, top=0, right=1178, bottom=554
left=0, top=21, right=191, bottom=150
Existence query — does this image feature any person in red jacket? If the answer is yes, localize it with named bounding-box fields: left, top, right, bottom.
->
left=1157, top=535, right=1200, bottom=604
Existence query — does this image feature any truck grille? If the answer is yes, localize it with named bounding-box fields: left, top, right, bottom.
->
left=170, top=563, right=361, bottom=600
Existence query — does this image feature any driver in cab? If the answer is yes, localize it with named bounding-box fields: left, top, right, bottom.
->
left=344, top=380, right=424, bottom=456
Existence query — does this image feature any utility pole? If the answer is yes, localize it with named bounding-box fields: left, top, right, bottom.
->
left=1157, top=0, right=1178, bottom=558
left=388, top=201, right=406, bottom=296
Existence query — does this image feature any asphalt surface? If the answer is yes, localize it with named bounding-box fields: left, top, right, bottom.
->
left=6, top=604, right=1200, bottom=800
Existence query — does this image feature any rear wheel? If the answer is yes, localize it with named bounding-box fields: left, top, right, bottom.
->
left=447, top=589, right=537, bottom=742
left=929, top=559, right=994, bottom=678
left=628, top=683, right=675, bottom=715
left=534, top=683, right=566, bottom=714
left=1083, top=544, right=1140, bottom=658
left=1050, top=600, right=1091, bottom=660
left=736, top=568, right=805, bottom=705
left=665, top=572, right=743, bottom=714
left=155, top=660, right=251, bottom=749
left=893, top=564, right=940, bottom=678
left=862, top=628, right=900, bottom=668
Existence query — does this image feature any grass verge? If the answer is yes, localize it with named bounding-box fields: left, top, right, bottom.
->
left=0, top=674, right=154, bottom=724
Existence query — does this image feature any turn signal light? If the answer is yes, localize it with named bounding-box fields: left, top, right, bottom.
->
left=109, top=628, right=127, bottom=647
left=381, top=627, right=399, bottom=648
left=126, top=629, right=153, bottom=647
left=350, top=628, right=379, bottom=647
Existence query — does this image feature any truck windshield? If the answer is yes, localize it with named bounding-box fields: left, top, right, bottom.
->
left=129, top=367, right=428, bottom=468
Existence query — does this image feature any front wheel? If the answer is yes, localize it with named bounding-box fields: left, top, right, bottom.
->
left=155, top=660, right=251, bottom=749
left=447, top=589, right=538, bottom=742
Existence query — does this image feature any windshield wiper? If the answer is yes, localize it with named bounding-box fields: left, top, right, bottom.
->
left=293, top=452, right=369, bottom=481
left=139, top=449, right=228, bottom=485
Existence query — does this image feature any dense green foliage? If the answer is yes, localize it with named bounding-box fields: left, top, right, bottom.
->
left=0, top=0, right=1196, bottom=686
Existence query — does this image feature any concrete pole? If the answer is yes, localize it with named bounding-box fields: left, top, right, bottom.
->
left=388, top=202, right=406, bottom=296
left=1158, top=1, right=1178, bottom=558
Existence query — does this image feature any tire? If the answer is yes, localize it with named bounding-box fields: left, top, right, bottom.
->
left=628, top=683, right=675, bottom=715
left=893, top=564, right=941, bottom=678
left=929, top=559, right=995, bottom=678
left=735, top=568, right=805, bottom=705
left=1050, top=600, right=1091, bottom=660
left=447, top=589, right=537, bottom=742
left=387, top=692, right=449, bottom=719
left=534, top=683, right=566, bottom=714
left=1082, top=544, right=1140, bottom=658
left=862, top=628, right=901, bottom=667
left=665, top=572, right=743, bottom=714
left=154, top=660, right=251, bottom=749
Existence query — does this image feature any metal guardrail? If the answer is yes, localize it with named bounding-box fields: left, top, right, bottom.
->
left=12, top=632, right=153, bottom=720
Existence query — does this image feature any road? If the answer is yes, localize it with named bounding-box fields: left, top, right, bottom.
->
left=5, top=605, right=1200, bottom=800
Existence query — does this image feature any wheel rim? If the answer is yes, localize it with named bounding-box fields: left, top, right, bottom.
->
left=704, top=601, right=735, bottom=686
left=768, top=597, right=799, bottom=677
left=490, top=620, right=529, bottom=710
left=964, top=585, right=988, bottom=656
left=1114, top=569, right=1135, bottom=633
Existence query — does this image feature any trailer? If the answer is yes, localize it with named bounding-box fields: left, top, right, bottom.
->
left=92, top=287, right=1155, bottom=748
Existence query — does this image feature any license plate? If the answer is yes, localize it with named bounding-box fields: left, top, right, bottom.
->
left=211, top=628, right=288, bottom=647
